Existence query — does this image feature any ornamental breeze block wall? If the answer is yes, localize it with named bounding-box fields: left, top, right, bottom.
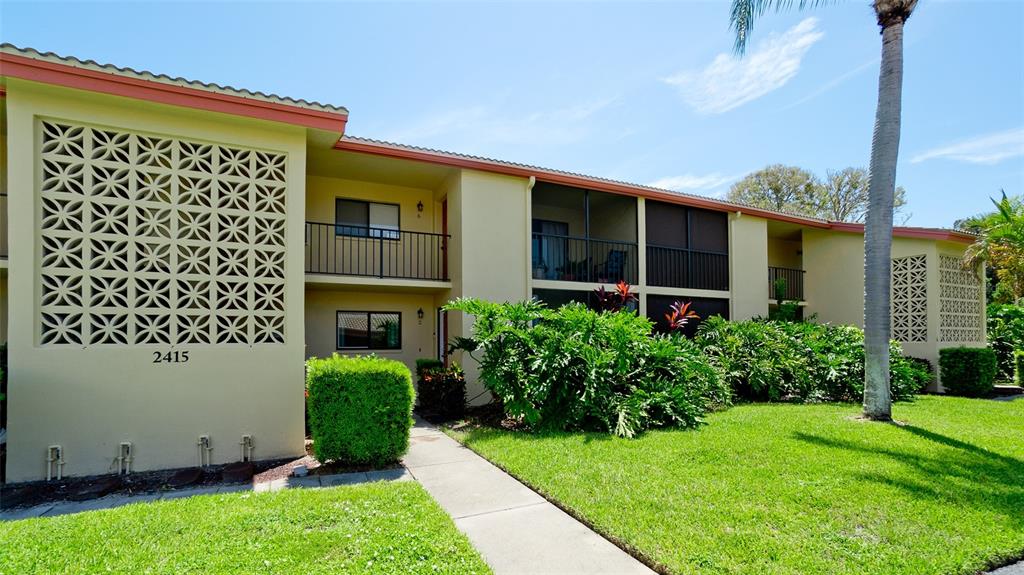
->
left=37, top=120, right=287, bottom=347
left=938, top=254, right=983, bottom=343
left=891, top=254, right=928, bottom=343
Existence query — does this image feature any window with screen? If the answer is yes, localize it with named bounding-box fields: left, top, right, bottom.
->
left=337, top=311, right=402, bottom=350
left=335, top=199, right=400, bottom=239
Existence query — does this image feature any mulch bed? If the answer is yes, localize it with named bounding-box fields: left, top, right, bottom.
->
left=3, top=439, right=410, bottom=511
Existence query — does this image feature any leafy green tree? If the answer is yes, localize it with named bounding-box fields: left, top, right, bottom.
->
left=729, top=165, right=908, bottom=223
left=728, top=164, right=820, bottom=215
left=816, top=167, right=907, bottom=223
left=731, top=0, right=919, bottom=421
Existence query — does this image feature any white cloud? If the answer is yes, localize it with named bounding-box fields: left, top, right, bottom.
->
left=663, top=18, right=824, bottom=114
left=648, top=173, right=741, bottom=197
left=385, top=98, right=618, bottom=148
left=911, top=128, right=1024, bottom=165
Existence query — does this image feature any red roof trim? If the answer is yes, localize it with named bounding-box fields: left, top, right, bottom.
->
left=334, top=138, right=973, bottom=242
left=334, top=138, right=832, bottom=228
left=0, top=53, right=348, bottom=133
left=830, top=222, right=975, bottom=243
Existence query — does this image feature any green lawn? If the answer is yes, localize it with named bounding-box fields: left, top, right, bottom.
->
left=450, top=396, right=1024, bottom=575
left=0, top=482, right=491, bottom=575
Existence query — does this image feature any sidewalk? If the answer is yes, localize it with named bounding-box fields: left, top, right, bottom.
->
left=402, top=417, right=654, bottom=575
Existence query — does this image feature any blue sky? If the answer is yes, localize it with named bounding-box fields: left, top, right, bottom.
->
left=2, top=1, right=1022, bottom=228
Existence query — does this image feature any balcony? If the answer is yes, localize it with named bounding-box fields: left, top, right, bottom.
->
left=768, top=266, right=805, bottom=301
left=647, top=245, right=729, bottom=291
left=305, top=221, right=449, bottom=281
left=532, top=233, right=638, bottom=284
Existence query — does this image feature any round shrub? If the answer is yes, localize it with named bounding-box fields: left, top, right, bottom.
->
left=306, top=354, right=414, bottom=466
left=939, top=347, right=997, bottom=397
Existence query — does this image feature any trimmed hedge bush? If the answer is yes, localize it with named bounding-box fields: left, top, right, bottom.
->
left=416, top=362, right=467, bottom=421
left=445, top=298, right=730, bottom=438
left=987, top=304, right=1024, bottom=380
left=939, top=347, right=997, bottom=397
left=1015, top=350, right=1024, bottom=387
left=306, top=354, right=414, bottom=466
left=696, top=316, right=923, bottom=402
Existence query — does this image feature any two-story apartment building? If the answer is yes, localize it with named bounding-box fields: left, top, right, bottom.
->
left=0, top=45, right=984, bottom=483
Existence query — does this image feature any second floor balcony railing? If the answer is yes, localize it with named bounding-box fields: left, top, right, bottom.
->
left=768, top=266, right=805, bottom=301
left=646, top=245, right=729, bottom=291
left=305, top=221, right=449, bottom=281
left=532, top=233, right=638, bottom=285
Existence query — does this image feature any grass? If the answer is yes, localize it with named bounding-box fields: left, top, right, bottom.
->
left=0, top=482, right=491, bottom=575
left=449, top=396, right=1024, bottom=575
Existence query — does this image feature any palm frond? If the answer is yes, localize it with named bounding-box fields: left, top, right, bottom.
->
left=730, top=0, right=838, bottom=54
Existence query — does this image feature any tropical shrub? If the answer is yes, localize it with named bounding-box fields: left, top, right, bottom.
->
left=939, top=347, right=997, bottom=397
left=986, top=303, right=1024, bottom=380
left=415, top=358, right=444, bottom=377
left=416, top=360, right=467, bottom=421
left=696, top=317, right=922, bottom=402
left=444, top=298, right=729, bottom=438
left=306, top=354, right=414, bottom=466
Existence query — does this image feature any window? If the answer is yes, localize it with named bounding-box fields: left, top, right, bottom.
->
left=335, top=199, right=400, bottom=239
left=337, top=311, right=402, bottom=350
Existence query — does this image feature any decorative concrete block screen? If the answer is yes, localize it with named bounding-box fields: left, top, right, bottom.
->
left=891, top=254, right=928, bottom=342
left=37, top=120, right=287, bottom=346
left=938, top=254, right=983, bottom=343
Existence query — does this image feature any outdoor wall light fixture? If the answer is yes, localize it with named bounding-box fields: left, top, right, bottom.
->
left=417, top=308, right=425, bottom=320
left=417, top=201, right=424, bottom=213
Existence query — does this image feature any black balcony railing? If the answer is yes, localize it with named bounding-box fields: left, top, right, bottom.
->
left=532, top=233, right=638, bottom=284
left=646, top=245, right=729, bottom=291
left=768, top=266, right=805, bottom=301
left=305, top=222, right=449, bottom=281
left=0, top=193, right=6, bottom=258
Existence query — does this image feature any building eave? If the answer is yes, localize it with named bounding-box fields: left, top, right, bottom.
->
left=0, top=50, right=348, bottom=133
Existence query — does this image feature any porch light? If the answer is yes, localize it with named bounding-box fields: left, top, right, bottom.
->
left=417, top=308, right=425, bottom=320
left=417, top=201, right=424, bottom=213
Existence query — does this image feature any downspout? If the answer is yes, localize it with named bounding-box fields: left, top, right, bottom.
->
left=526, top=176, right=536, bottom=296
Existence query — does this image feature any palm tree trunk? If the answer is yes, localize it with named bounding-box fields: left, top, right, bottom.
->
left=863, top=20, right=904, bottom=421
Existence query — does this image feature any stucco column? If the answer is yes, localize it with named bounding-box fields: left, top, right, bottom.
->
left=728, top=213, right=769, bottom=320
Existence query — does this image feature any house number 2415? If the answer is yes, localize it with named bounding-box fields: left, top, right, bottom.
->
left=153, top=351, right=190, bottom=364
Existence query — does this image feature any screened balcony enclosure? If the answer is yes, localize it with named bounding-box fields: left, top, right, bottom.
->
left=645, top=201, right=729, bottom=291
left=531, top=183, right=638, bottom=284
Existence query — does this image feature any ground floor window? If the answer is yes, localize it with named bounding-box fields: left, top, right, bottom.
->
left=337, top=311, right=402, bottom=350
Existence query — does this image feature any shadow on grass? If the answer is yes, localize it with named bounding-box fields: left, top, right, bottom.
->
left=793, top=424, right=1024, bottom=527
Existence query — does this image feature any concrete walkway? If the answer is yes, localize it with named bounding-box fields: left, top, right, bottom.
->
left=403, top=417, right=654, bottom=575
left=990, top=561, right=1024, bottom=575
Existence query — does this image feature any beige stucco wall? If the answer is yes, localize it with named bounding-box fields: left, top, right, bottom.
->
left=304, top=288, right=437, bottom=370
left=803, top=229, right=983, bottom=391
left=767, top=238, right=802, bottom=269
left=728, top=214, right=768, bottom=320
left=446, top=169, right=530, bottom=403
left=0, top=273, right=7, bottom=344
left=5, top=80, right=307, bottom=482
left=305, top=175, right=438, bottom=233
